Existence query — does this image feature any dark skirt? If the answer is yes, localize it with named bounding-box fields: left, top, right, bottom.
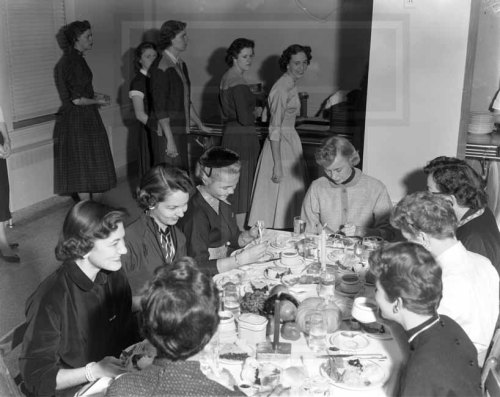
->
left=54, top=104, right=116, bottom=194
left=221, top=122, right=261, bottom=213
left=0, top=136, right=10, bottom=221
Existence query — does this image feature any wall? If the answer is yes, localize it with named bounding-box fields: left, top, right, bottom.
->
left=4, top=0, right=373, bottom=211
left=470, top=6, right=500, bottom=112
left=363, top=0, right=472, bottom=202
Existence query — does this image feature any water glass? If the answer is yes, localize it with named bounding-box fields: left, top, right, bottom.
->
left=303, top=235, right=318, bottom=260
left=307, top=312, right=327, bottom=352
left=317, top=267, right=336, bottom=301
left=293, top=216, right=306, bottom=237
left=223, top=284, right=240, bottom=318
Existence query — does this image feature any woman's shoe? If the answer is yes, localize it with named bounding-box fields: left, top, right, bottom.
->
left=0, top=253, right=20, bottom=263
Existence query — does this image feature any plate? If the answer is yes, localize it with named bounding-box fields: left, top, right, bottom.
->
left=231, top=248, right=276, bottom=263
left=319, top=359, right=388, bottom=391
left=213, top=269, right=245, bottom=289
left=270, top=239, right=294, bottom=250
left=120, top=340, right=157, bottom=371
left=218, top=341, right=254, bottom=365
left=330, top=331, right=369, bottom=351
left=279, top=257, right=305, bottom=268
left=264, top=266, right=291, bottom=280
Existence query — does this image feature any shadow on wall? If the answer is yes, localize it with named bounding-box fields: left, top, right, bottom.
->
left=199, top=47, right=227, bottom=124
left=402, top=169, right=428, bottom=195
left=258, top=55, right=281, bottom=94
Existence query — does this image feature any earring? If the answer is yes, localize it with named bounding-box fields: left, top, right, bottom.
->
left=393, top=303, right=399, bottom=314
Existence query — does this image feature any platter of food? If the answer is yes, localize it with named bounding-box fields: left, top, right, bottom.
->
left=320, top=357, right=388, bottom=391
left=218, top=341, right=254, bottom=365
left=120, top=340, right=157, bottom=371
left=213, top=268, right=245, bottom=289
left=264, top=266, right=291, bottom=280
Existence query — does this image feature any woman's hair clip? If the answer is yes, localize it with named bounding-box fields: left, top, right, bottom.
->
left=198, top=146, right=240, bottom=169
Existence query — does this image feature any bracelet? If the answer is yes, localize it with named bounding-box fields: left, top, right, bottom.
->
left=85, top=362, right=97, bottom=382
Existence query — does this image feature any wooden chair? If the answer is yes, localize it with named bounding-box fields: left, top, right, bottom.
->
left=0, top=322, right=27, bottom=397
left=483, top=328, right=500, bottom=397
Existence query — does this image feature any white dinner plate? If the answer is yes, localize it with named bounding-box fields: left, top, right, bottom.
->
left=330, top=331, right=370, bottom=351
left=320, top=359, right=388, bottom=391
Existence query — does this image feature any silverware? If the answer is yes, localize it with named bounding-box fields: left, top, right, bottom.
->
left=319, top=353, right=387, bottom=359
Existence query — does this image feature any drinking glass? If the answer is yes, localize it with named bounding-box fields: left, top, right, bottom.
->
left=317, top=267, right=336, bottom=301
left=223, top=284, right=240, bottom=318
left=293, top=216, right=306, bottom=237
left=303, top=235, right=318, bottom=260
left=307, top=312, right=327, bottom=352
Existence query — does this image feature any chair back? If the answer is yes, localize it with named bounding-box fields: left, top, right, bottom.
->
left=483, top=328, right=500, bottom=397
left=0, top=322, right=27, bottom=397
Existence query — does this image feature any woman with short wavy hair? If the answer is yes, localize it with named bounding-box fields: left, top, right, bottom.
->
left=20, top=201, right=137, bottom=396
left=301, top=136, right=394, bottom=239
left=370, top=242, right=481, bottom=397
left=424, top=156, right=500, bottom=275
left=121, top=163, right=194, bottom=305
left=248, top=44, right=311, bottom=229
left=219, top=38, right=259, bottom=221
left=106, top=258, right=243, bottom=396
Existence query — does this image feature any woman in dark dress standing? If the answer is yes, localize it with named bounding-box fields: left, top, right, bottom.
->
left=129, top=41, right=160, bottom=177
left=0, top=105, right=19, bottom=263
left=54, top=20, right=116, bottom=201
left=219, top=38, right=260, bottom=223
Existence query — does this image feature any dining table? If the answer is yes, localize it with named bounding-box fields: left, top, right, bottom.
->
left=75, top=229, right=406, bottom=397
left=208, top=229, right=406, bottom=397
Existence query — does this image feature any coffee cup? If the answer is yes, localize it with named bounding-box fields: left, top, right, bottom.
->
left=351, top=297, right=378, bottom=324
left=340, top=273, right=361, bottom=294
left=281, top=250, right=300, bottom=265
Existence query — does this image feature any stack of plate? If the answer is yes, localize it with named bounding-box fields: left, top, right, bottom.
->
left=468, top=112, right=495, bottom=135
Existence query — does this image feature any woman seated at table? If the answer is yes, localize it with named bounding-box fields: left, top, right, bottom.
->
left=121, top=163, right=193, bottom=304
left=106, top=257, right=244, bottom=397
left=370, top=242, right=481, bottom=397
left=178, top=146, right=267, bottom=275
left=20, top=201, right=138, bottom=396
left=301, top=136, right=394, bottom=239
left=424, top=155, right=500, bottom=276
left=391, top=191, right=499, bottom=365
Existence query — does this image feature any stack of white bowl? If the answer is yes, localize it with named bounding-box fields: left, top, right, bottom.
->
left=468, top=111, right=495, bottom=135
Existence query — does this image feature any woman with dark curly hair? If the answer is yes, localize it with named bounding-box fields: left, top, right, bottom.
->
left=106, top=258, right=243, bottom=397
left=370, top=242, right=481, bottom=397
left=53, top=20, right=116, bottom=201
left=301, top=136, right=393, bottom=238
left=248, top=44, right=310, bottom=229
left=20, top=201, right=137, bottom=396
left=424, top=156, right=500, bottom=275
left=129, top=41, right=159, bottom=176
left=121, top=163, right=193, bottom=304
left=149, top=20, right=211, bottom=171
left=219, top=38, right=259, bottom=221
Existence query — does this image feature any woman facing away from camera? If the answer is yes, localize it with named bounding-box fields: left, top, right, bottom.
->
left=219, top=38, right=260, bottom=223
left=178, top=147, right=267, bottom=276
left=129, top=41, right=161, bottom=176
left=53, top=20, right=116, bottom=201
left=391, top=191, right=499, bottom=365
left=248, top=44, right=310, bottom=229
left=106, top=257, right=244, bottom=397
left=370, top=242, right=481, bottom=397
left=301, top=136, right=394, bottom=239
left=20, top=201, right=138, bottom=397
left=121, top=164, right=193, bottom=307
left=424, top=156, right=500, bottom=276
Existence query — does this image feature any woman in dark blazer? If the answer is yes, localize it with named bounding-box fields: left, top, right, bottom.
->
left=121, top=164, right=193, bottom=307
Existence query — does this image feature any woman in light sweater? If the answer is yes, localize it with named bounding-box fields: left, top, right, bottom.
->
left=301, top=136, right=394, bottom=239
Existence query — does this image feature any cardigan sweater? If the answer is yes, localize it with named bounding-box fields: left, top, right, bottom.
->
left=301, top=168, right=394, bottom=239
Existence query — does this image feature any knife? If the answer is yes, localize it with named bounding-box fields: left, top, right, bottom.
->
left=317, top=353, right=387, bottom=359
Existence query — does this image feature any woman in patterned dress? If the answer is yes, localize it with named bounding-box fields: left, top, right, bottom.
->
left=219, top=38, right=260, bottom=222
left=54, top=20, right=116, bottom=200
left=129, top=41, right=160, bottom=177
left=248, top=44, right=311, bottom=229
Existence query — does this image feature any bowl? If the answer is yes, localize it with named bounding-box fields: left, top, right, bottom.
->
left=351, top=297, right=378, bottom=324
left=339, top=273, right=361, bottom=294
